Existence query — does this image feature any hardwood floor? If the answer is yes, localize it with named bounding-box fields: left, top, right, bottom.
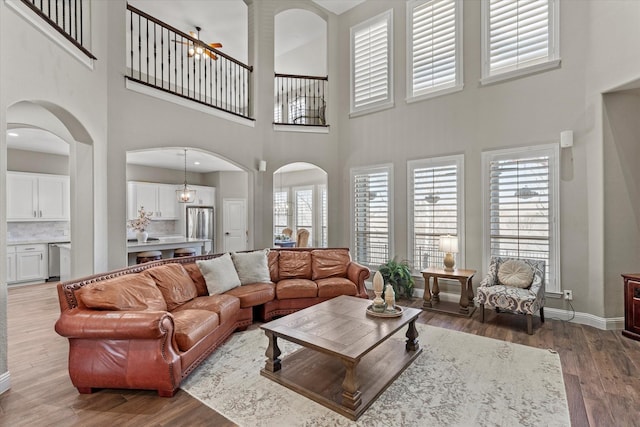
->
left=0, top=283, right=638, bottom=426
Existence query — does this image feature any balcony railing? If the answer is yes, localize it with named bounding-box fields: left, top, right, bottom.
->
left=126, top=4, right=253, bottom=120
left=274, top=73, right=328, bottom=126
left=19, top=0, right=96, bottom=59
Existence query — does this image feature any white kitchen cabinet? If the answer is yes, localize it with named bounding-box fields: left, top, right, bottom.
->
left=191, top=185, right=215, bottom=206
left=128, top=181, right=179, bottom=220
left=6, top=246, right=16, bottom=283
left=9, top=244, right=48, bottom=283
left=7, top=172, right=69, bottom=221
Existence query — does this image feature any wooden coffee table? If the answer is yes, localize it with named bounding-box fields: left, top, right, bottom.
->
left=260, top=295, right=422, bottom=420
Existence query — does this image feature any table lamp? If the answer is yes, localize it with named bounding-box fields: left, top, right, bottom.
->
left=439, top=235, right=458, bottom=272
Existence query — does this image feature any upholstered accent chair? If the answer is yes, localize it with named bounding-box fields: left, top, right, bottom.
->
left=476, top=257, right=546, bottom=335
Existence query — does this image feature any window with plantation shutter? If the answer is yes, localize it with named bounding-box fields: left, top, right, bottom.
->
left=273, top=189, right=289, bottom=235
left=409, top=155, right=464, bottom=271
left=351, top=165, right=393, bottom=267
left=408, top=0, right=463, bottom=101
left=319, top=184, right=328, bottom=247
left=482, top=144, right=560, bottom=293
left=295, top=187, right=313, bottom=246
left=481, top=0, right=560, bottom=84
left=350, top=10, right=393, bottom=115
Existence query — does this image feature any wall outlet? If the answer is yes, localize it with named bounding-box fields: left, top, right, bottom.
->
left=563, top=290, right=573, bottom=301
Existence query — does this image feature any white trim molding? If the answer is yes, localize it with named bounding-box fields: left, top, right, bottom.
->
left=0, top=371, right=11, bottom=396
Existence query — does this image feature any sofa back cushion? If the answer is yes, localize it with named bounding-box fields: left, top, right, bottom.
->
left=196, top=253, right=241, bottom=295
left=231, top=249, right=272, bottom=285
left=144, top=263, right=198, bottom=311
left=268, top=250, right=280, bottom=283
left=77, top=273, right=167, bottom=311
left=311, top=249, right=351, bottom=280
left=183, top=262, right=209, bottom=296
left=278, top=250, right=312, bottom=280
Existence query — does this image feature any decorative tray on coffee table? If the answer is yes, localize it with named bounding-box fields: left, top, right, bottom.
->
left=366, top=305, right=403, bottom=318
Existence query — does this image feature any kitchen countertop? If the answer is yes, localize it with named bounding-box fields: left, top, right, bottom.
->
left=7, top=237, right=71, bottom=245
left=126, top=236, right=211, bottom=253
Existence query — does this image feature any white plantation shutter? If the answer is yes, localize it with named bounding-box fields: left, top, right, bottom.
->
left=352, top=166, right=392, bottom=266
left=483, top=145, right=560, bottom=292
left=273, top=190, right=288, bottom=235
left=351, top=10, right=393, bottom=113
left=482, top=0, right=559, bottom=82
left=319, top=184, right=328, bottom=247
left=409, top=156, right=463, bottom=271
left=409, top=0, right=461, bottom=98
left=295, top=187, right=313, bottom=246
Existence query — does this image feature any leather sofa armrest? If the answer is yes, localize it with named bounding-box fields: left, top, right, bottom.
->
left=347, top=261, right=371, bottom=297
left=55, top=309, right=174, bottom=340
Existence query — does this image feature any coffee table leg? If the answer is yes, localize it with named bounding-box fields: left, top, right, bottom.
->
left=263, top=331, right=281, bottom=372
left=341, top=360, right=362, bottom=410
left=405, top=319, right=420, bottom=352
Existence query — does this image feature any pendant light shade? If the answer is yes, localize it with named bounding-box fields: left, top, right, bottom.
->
left=177, top=148, right=196, bottom=203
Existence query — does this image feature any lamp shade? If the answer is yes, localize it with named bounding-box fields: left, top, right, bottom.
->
left=439, top=235, right=459, bottom=254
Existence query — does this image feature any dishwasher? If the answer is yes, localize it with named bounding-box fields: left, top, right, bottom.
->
left=48, top=242, right=70, bottom=281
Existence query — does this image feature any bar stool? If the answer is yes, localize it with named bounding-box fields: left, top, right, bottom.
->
left=137, top=250, right=162, bottom=264
left=174, top=247, right=196, bottom=258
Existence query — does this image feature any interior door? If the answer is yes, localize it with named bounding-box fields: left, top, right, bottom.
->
left=223, top=199, right=247, bottom=252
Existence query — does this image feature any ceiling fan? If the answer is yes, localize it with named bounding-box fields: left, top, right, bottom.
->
left=176, top=26, right=222, bottom=60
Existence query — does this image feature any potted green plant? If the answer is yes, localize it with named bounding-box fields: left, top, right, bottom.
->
left=378, top=257, right=415, bottom=298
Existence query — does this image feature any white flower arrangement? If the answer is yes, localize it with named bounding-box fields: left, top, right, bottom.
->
left=128, top=206, right=153, bottom=231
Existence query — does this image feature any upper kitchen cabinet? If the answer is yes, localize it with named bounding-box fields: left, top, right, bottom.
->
left=190, top=185, right=216, bottom=206
left=127, top=181, right=179, bottom=220
left=7, top=172, right=70, bottom=221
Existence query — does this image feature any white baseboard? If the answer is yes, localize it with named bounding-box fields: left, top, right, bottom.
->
left=368, top=285, right=625, bottom=331
left=0, top=371, right=11, bottom=395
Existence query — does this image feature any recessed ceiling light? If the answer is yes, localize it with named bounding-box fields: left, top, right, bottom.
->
left=194, top=161, right=200, bottom=165
left=8, top=132, right=18, bottom=137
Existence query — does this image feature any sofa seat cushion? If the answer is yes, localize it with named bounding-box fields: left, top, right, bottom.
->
left=172, top=294, right=240, bottom=324
left=276, top=279, right=318, bottom=299
left=77, top=274, right=167, bottom=311
left=172, top=309, right=220, bottom=352
left=278, top=251, right=312, bottom=280
left=225, top=283, right=275, bottom=308
left=143, top=263, right=198, bottom=311
left=312, top=249, right=351, bottom=280
left=182, top=263, right=208, bottom=296
left=316, top=277, right=358, bottom=298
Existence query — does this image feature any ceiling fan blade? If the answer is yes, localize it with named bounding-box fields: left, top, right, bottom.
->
left=208, top=42, right=222, bottom=49
left=205, top=50, right=218, bottom=60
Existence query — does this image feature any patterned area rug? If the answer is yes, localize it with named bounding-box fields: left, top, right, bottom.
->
left=181, top=324, right=570, bottom=426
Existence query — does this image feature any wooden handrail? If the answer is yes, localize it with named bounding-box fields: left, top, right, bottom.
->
left=126, top=3, right=252, bottom=71
left=275, top=73, right=328, bottom=81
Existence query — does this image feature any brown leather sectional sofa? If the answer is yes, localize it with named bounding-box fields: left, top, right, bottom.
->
left=55, top=247, right=370, bottom=397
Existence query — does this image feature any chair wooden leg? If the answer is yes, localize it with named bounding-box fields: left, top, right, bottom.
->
left=527, top=314, right=533, bottom=335
left=540, top=307, right=545, bottom=323
left=480, top=304, right=485, bottom=322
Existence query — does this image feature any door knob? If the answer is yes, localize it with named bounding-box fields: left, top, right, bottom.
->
left=225, top=232, right=230, bottom=235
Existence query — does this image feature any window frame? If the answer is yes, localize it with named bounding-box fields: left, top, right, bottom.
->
left=406, top=0, right=464, bottom=103
left=480, top=0, right=560, bottom=85
left=350, top=164, right=394, bottom=268
left=293, top=185, right=314, bottom=246
left=481, top=143, right=561, bottom=294
left=350, top=9, right=394, bottom=117
left=407, top=154, right=465, bottom=273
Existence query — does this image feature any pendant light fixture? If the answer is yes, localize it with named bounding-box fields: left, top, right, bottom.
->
left=177, top=148, right=196, bottom=203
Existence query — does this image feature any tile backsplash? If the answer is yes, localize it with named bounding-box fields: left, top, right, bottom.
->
left=126, top=220, right=180, bottom=238
left=8, top=221, right=70, bottom=242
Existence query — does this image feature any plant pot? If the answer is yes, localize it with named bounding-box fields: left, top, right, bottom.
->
left=136, top=230, right=148, bottom=243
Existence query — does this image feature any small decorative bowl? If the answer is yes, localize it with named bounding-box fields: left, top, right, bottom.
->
left=371, top=302, right=387, bottom=313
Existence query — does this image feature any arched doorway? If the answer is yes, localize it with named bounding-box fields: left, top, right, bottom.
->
left=273, top=162, right=328, bottom=247
left=5, top=100, right=95, bottom=280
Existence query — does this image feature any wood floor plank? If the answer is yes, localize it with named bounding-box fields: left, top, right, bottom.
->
left=0, top=284, right=638, bottom=426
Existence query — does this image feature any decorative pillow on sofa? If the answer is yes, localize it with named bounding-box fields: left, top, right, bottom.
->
left=498, top=260, right=534, bottom=289
left=231, top=249, right=272, bottom=285
left=78, top=273, right=167, bottom=311
left=196, top=253, right=241, bottom=295
left=144, top=263, right=198, bottom=311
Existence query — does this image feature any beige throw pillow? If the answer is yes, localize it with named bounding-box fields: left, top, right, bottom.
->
left=498, top=260, right=534, bottom=289
left=196, top=253, right=241, bottom=295
left=231, top=249, right=271, bottom=285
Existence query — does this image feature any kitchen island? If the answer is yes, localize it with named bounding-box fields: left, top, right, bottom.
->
left=126, top=236, right=212, bottom=265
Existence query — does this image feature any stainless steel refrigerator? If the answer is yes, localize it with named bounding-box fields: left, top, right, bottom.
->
left=186, top=206, right=214, bottom=252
